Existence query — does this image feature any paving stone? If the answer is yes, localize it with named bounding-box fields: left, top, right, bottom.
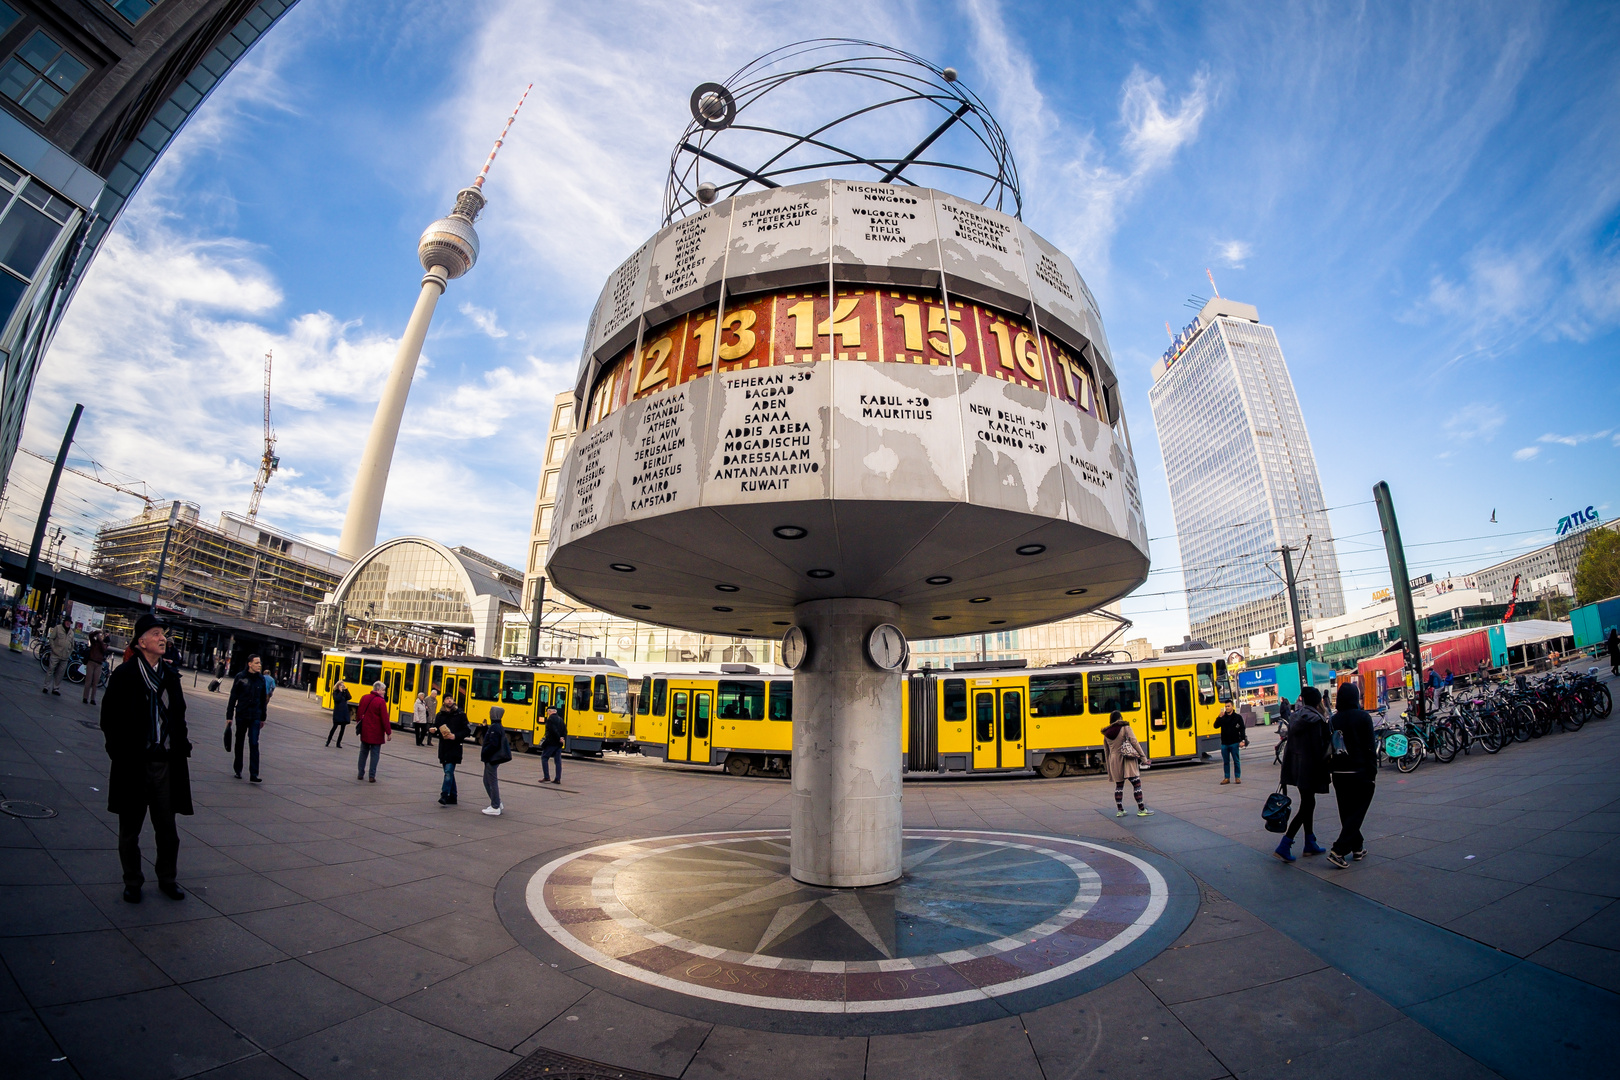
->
left=0, top=848, right=69, bottom=885
left=1533, top=857, right=1620, bottom=897
left=265, top=862, right=383, bottom=901
left=0, top=929, right=171, bottom=1007
left=681, top=1024, right=867, bottom=1079
left=1168, top=967, right=1402, bottom=1075
left=1517, top=829, right=1613, bottom=858
left=1527, top=938, right=1620, bottom=994
left=40, top=985, right=255, bottom=1080
left=187, top=872, right=306, bottom=915
left=1135, top=927, right=1327, bottom=1004
left=1460, top=848, right=1571, bottom=884
left=0, top=1007, right=68, bottom=1080
left=1165, top=894, right=1271, bottom=947
left=184, top=1053, right=304, bottom=1080
left=271, top=1005, right=516, bottom=1080
left=867, top=1014, right=1045, bottom=1080
left=391, top=910, right=517, bottom=965
left=126, top=916, right=288, bottom=983
left=301, top=933, right=467, bottom=1002
left=1023, top=972, right=1226, bottom=1080
left=395, top=947, right=587, bottom=1051
left=230, top=899, right=379, bottom=956
left=1242, top=1014, right=1500, bottom=1079
left=0, top=884, right=111, bottom=936
left=522, top=988, right=709, bottom=1077
left=186, top=959, right=377, bottom=1048
left=1445, top=885, right=1614, bottom=957
left=1331, top=860, right=1520, bottom=925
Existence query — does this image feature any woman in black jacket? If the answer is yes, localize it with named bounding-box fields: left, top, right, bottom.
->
left=326, top=679, right=351, bottom=748
left=436, top=694, right=470, bottom=805
left=1328, top=682, right=1377, bottom=868
left=1275, top=685, right=1331, bottom=862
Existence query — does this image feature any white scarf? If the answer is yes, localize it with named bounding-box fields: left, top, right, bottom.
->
left=135, top=654, right=171, bottom=752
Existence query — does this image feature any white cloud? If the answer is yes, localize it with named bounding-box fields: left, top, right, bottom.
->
left=1442, top=402, right=1506, bottom=442
left=1512, top=446, right=1540, bottom=460
left=459, top=302, right=508, bottom=339
left=1537, top=430, right=1611, bottom=447
left=1215, top=240, right=1251, bottom=268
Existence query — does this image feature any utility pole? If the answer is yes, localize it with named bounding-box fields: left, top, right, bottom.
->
left=1374, top=481, right=1424, bottom=722
left=149, top=500, right=181, bottom=615
left=527, top=576, right=546, bottom=657
left=11, top=404, right=82, bottom=650
left=1276, top=544, right=1311, bottom=691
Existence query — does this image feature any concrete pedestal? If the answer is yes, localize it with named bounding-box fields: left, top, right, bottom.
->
left=790, top=597, right=904, bottom=887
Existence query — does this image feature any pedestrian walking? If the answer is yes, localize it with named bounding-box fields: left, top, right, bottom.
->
left=1327, top=682, right=1377, bottom=869
left=42, top=615, right=73, bottom=695
left=539, top=705, right=565, bottom=784
left=355, top=681, right=390, bottom=782
left=99, top=613, right=192, bottom=903
left=1274, top=686, right=1331, bottom=862
left=1277, top=696, right=1292, bottom=728
left=1102, top=711, right=1153, bottom=817
left=82, top=630, right=106, bottom=705
left=481, top=706, right=512, bottom=815
left=226, top=655, right=269, bottom=782
left=1215, top=702, right=1247, bottom=784
left=413, top=689, right=432, bottom=746
left=437, top=694, right=470, bottom=804
left=1608, top=628, right=1619, bottom=677
left=326, top=677, right=351, bottom=747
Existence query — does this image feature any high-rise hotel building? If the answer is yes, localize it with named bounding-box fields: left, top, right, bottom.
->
left=1148, top=297, right=1345, bottom=652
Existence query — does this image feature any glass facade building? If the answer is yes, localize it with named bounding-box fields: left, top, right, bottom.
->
left=1149, top=298, right=1344, bottom=653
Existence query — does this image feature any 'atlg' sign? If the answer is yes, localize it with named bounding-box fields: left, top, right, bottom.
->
left=1557, top=505, right=1599, bottom=537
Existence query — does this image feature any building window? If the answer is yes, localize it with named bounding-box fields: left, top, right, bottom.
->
left=0, top=5, right=18, bottom=37
left=0, top=31, right=89, bottom=122
left=103, top=0, right=157, bottom=23
left=0, top=164, right=72, bottom=327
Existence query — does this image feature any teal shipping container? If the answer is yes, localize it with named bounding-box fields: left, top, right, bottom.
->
left=1571, top=596, right=1620, bottom=648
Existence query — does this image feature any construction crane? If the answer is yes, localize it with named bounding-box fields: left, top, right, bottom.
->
left=246, top=350, right=279, bottom=519
left=18, top=447, right=159, bottom=510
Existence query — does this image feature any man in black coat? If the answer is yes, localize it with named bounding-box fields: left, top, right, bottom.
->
left=227, top=655, right=269, bottom=782
left=100, top=613, right=192, bottom=903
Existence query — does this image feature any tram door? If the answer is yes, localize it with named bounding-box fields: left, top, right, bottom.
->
left=971, top=687, right=1026, bottom=770
left=666, top=690, right=713, bottom=763
left=1145, top=677, right=1196, bottom=757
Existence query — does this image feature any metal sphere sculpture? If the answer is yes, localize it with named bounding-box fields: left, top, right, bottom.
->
left=417, top=188, right=484, bottom=280
left=663, top=39, right=1021, bottom=226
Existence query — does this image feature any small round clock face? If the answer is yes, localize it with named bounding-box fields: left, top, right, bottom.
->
left=867, top=623, right=907, bottom=671
left=781, top=626, right=808, bottom=670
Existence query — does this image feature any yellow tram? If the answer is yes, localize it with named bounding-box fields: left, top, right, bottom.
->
left=317, top=649, right=634, bottom=753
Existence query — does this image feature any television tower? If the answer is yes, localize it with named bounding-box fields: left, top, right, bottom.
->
left=336, top=86, right=530, bottom=560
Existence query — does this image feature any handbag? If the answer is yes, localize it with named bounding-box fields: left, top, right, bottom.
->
left=1262, top=786, right=1292, bottom=833
left=490, top=731, right=513, bottom=766
left=223, top=721, right=233, bottom=751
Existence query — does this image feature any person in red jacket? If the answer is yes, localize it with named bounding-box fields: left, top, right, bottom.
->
left=355, top=681, right=391, bottom=783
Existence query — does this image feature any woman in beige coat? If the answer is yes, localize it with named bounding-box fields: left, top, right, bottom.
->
left=1103, top=711, right=1155, bottom=818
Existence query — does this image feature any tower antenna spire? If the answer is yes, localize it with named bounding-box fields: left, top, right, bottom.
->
left=473, top=83, right=532, bottom=190
left=1205, top=268, right=1221, bottom=299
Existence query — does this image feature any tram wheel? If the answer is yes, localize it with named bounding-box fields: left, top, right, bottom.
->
left=1036, top=756, right=1067, bottom=779
left=724, top=754, right=754, bottom=777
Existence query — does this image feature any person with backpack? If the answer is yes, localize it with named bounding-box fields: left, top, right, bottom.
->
left=539, top=706, right=565, bottom=785
left=1274, top=685, right=1331, bottom=862
left=480, top=706, right=512, bottom=815
left=436, top=693, right=470, bottom=805
left=1214, top=702, right=1247, bottom=784
left=1328, top=682, right=1377, bottom=868
left=1102, top=711, right=1153, bottom=817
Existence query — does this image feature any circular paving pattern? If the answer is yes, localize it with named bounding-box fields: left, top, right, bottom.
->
left=524, top=828, right=1178, bottom=1015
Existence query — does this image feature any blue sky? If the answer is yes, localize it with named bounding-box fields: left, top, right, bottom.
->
left=3, top=0, right=1616, bottom=649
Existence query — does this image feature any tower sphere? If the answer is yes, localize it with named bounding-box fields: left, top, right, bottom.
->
left=417, top=187, right=484, bottom=279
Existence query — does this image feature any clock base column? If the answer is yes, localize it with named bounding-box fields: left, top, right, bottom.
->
left=789, top=597, right=904, bottom=887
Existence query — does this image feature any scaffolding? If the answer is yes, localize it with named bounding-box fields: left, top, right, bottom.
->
left=91, top=505, right=350, bottom=628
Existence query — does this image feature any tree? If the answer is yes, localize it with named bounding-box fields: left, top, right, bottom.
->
left=1575, top=526, right=1620, bottom=605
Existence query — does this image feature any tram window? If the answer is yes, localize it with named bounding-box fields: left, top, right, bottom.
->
left=535, top=684, right=550, bottom=710
left=694, top=695, right=710, bottom=738
left=1174, top=679, right=1194, bottom=729
left=944, top=679, right=967, bottom=722
left=768, top=680, right=792, bottom=721
left=390, top=671, right=401, bottom=704
left=1087, top=670, right=1141, bottom=713
left=717, top=681, right=765, bottom=720
left=471, top=669, right=502, bottom=702
left=1196, top=664, right=1217, bottom=706
left=1148, top=681, right=1167, bottom=730
left=1214, top=660, right=1232, bottom=702
left=1029, top=674, right=1084, bottom=717
left=653, top=679, right=667, bottom=716
left=672, top=691, right=688, bottom=736
left=592, top=675, right=609, bottom=712
left=638, top=677, right=652, bottom=715
left=607, top=675, right=629, bottom=712
left=404, top=665, right=416, bottom=693
left=325, top=664, right=337, bottom=691
left=361, top=660, right=382, bottom=688
left=1003, top=690, right=1023, bottom=741
left=974, top=692, right=995, bottom=742
left=573, top=676, right=591, bottom=712
left=502, top=672, right=533, bottom=704
left=430, top=665, right=443, bottom=692
left=343, top=657, right=361, bottom=683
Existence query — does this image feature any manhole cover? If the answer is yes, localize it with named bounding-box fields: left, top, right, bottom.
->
left=0, top=800, right=57, bottom=819
left=498, top=1046, right=663, bottom=1080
